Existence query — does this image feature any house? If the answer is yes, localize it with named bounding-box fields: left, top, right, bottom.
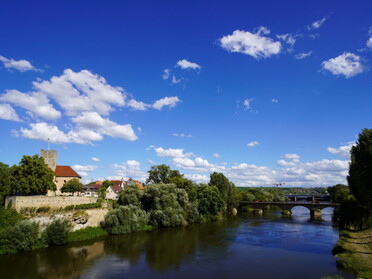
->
left=106, top=184, right=123, bottom=200
left=40, top=149, right=81, bottom=196
left=125, top=178, right=144, bottom=190
left=83, top=182, right=102, bottom=197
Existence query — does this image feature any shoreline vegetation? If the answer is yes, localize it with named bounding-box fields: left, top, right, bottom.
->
left=333, top=229, right=372, bottom=279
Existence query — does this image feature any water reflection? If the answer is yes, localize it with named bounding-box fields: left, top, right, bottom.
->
left=0, top=208, right=353, bottom=279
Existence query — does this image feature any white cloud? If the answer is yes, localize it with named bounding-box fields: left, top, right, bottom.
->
left=295, top=51, right=312, bottom=60
left=243, top=98, right=253, bottom=111
left=321, top=52, right=364, bottom=78
left=367, top=38, right=372, bottom=51
left=219, top=28, right=281, bottom=59
left=276, top=33, right=296, bottom=46
left=247, top=141, right=259, bottom=147
left=0, top=55, right=38, bottom=72
left=15, top=122, right=92, bottom=144
left=308, top=17, right=327, bottom=30
left=152, top=96, right=181, bottom=110
left=91, top=157, right=100, bottom=162
left=176, top=59, right=201, bottom=70
left=271, top=98, right=279, bottom=103
left=112, top=160, right=147, bottom=181
left=148, top=146, right=192, bottom=158
left=33, top=69, right=126, bottom=116
left=173, top=133, right=193, bottom=138
left=0, top=104, right=21, bottom=121
left=72, top=164, right=98, bottom=177
left=72, top=112, right=137, bottom=141
left=284, top=153, right=300, bottom=161
left=171, top=75, right=181, bottom=84
left=162, top=69, right=171, bottom=80
left=127, top=99, right=149, bottom=111
left=0, top=89, right=61, bottom=120
left=184, top=174, right=209, bottom=183
left=213, top=153, right=220, bottom=158
left=327, top=142, right=355, bottom=159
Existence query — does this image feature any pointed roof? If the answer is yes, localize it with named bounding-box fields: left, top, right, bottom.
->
left=54, top=166, right=81, bottom=178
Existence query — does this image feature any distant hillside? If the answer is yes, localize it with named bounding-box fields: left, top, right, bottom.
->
left=236, top=187, right=328, bottom=195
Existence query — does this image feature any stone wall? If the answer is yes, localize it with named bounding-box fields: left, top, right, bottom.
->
left=5, top=196, right=97, bottom=211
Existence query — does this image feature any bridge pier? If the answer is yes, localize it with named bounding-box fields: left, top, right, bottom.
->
left=310, top=209, right=322, bottom=218
left=281, top=209, right=292, bottom=216
left=254, top=209, right=263, bottom=215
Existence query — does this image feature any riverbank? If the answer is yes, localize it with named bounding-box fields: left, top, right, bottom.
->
left=333, top=228, right=372, bottom=278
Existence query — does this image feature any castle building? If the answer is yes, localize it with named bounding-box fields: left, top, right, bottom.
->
left=40, top=149, right=81, bottom=196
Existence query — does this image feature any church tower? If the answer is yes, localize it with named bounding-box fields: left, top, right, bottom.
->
left=40, top=149, right=57, bottom=171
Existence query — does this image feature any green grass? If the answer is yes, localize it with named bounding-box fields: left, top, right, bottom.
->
left=68, top=227, right=108, bottom=242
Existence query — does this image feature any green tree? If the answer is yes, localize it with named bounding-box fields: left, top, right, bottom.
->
left=61, top=178, right=83, bottom=195
left=327, top=184, right=350, bottom=203
left=146, top=164, right=183, bottom=184
left=197, top=184, right=226, bottom=220
left=118, top=185, right=143, bottom=207
left=10, top=155, right=56, bottom=195
left=347, top=128, right=372, bottom=210
left=209, top=172, right=239, bottom=212
left=0, top=163, right=11, bottom=205
left=98, top=180, right=113, bottom=199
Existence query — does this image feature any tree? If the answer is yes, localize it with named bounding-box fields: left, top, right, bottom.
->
left=98, top=180, right=113, bottom=199
left=347, top=128, right=372, bottom=210
left=209, top=172, right=239, bottom=212
left=146, top=164, right=183, bottom=184
left=0, top=163, right=11, bottom=205
left=197, top=184, right=226, bottom=220
left=327, top=184, right=350, bottom=203
left=61, top=178, right=83, bottom=195
left=10, top=155, right=56, bottom=195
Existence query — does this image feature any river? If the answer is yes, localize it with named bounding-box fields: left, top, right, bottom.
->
left=0, top=207, right=354, bottom=279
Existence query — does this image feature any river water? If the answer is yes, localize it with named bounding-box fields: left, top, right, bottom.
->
left=0, top=207, right=354, bottom=279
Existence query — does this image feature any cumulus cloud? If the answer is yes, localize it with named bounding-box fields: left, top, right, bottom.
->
left=321, top=52, right=364, bottom=78
left=127, top=99, right=149, bottom=111
left=219, top=27, right=281, bottom=59
left=0, top=104, right=21, bottom=121
left=247, top=141, right=259, bottom=147
left=308, top=17, right=327, bottom=30
left=176, top=59, right=201, bottom=70
left=327, top=142, right=355, bottom=159
left=295, top=51, right=312, bottom=60
left=173, top=133, right=193, bottom=138
left=72, top=112, right=137, bottom=141
left=271, top=98, right=279, bottom=103
left=0, top=55, right=38, bottom=72
left=91, top=157, right=100, bottom=162
left=162, top=69, right=171, bottom=80
left=148, top=146, right=192, bottom=158
left=72, top=165, right=98, bottom=177
left=112, top=160, right=147, bottom=181
left=152, top=96, right=181, bottom=110
left=213, top=153, right=220, bottom=158
left=0, top=89, right=61, bottom=120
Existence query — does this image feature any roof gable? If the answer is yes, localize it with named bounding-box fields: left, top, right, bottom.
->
left=55, top=166, right=81, bottom=178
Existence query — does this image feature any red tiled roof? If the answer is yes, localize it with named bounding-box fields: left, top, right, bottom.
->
left=110, top=185, right=123, bottom=193
left=54, top=166, right=81, bottom=178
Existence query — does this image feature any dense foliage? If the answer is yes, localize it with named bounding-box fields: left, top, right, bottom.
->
left=327, top=184, right=350, bottom=203
left=44, top=219, right=73, bottom=246
left=61, top=178, right=83, bottom=194
left=0, top=163, right=11, bottom=206
left=209, top=172, right=239, bottom=212
left=9, top=155, right=55, bottom=195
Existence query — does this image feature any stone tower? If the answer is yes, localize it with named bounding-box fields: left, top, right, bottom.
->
left=40, top=149, right=57, bottom=171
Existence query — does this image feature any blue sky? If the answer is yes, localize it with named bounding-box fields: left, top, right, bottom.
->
left=0, top=0, right=371, bottom=186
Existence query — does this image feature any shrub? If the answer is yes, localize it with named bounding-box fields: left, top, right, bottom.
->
left=0, top=207, right=23, bottom=232
left=36, top=206, right=50, bottom=213
left=68, top=226, right=108, bottom=242
left=75, top=202, right=101, bottom=210
left=118, top=185, right=143, bottom=207
left=44, top=219, right=72, bottom=246
left=64, top=205, right=75, bottom=211
left=102, top=205, right=149, bottom=234
left=0, top=220, right=42, bottom=254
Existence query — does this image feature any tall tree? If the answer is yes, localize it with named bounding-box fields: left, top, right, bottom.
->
left=146, top=164, right=183, bottom=184
left=0, top=163, right=11, bottom=205
left=10, top=155, right=56, bottom=195
left=347, top=128, right=372, bottom=210
left=209, top=172, right=239, bottom=212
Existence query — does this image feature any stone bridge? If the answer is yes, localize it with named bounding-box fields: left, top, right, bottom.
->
left=239, top=201, right=340, bottom=217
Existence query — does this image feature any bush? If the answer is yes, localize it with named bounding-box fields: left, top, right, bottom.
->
left=36, top=206, right=50, bottom=213
left=68, top=227, right=108, bottom=242
left=118, top=185, right=143, bottom=207
left=102, top=205, right=149, bottom=234
left=44, top=219, right=72, bottom=246
left=0, top=220, right=42, bottom=254
left=0, top=207, right=23, bottom=232
left=197, top=184, right=226, bottom=220
left=75, top=202, right=101, bottom=210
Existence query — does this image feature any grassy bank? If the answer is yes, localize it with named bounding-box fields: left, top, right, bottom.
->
left=68, top=227, right=108, bottom=242
left=333, top=228, right=372, bottom=278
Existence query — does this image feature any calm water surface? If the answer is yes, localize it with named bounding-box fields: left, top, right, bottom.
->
left=0, top=207, right=354, bottom=279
